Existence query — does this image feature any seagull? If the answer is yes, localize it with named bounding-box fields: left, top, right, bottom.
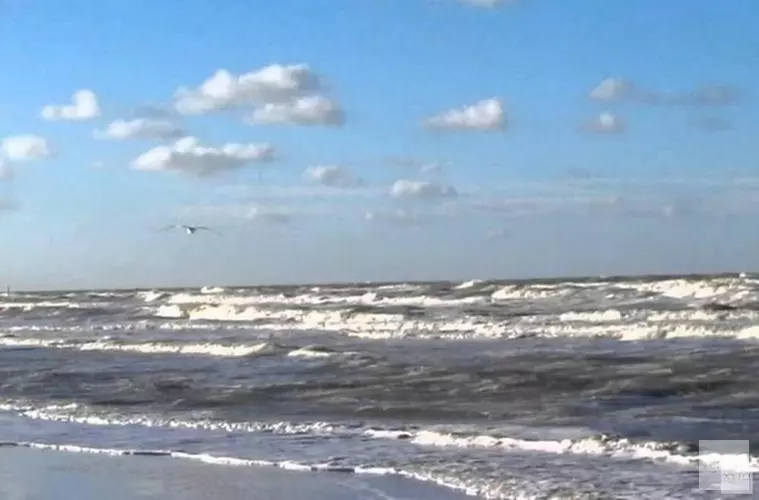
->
left=159, top=224, right=220, bottom=235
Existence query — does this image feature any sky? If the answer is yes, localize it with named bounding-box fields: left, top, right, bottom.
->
left=0, top=0, right=758, bottom=290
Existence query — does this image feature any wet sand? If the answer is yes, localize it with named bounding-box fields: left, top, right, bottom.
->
left=0, top=447, right=472, bottom=500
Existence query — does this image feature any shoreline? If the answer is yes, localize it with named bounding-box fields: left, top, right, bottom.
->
left=0, top=445, right=473, bottom=500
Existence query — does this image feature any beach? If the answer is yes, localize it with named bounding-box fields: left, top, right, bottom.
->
left=0, top=446, right=471, bottom=500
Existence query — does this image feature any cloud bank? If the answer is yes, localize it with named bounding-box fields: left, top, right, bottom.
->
left=590, top=77, right=743, bottom=107
left=390, top=179, right=458, bottom=200
left=131, top=137, right=275, bottom=176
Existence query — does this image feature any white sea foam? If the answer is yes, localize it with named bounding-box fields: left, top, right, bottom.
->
left=0, top=337, right=281, bottom=357
left=3, top=400, right=753, bottom=475
left=0, top=300, right=108, bottom=311
left=455, top=279, right=484, bottom=290
left=558, top=310, right=624, bottom=322
left=633, top=278, right=754, bottom=301
left=160, top=303, right=759, bottom=341
left=6, top=305, right=759, bottom=349
left=0, top=401, right=357, bottom=436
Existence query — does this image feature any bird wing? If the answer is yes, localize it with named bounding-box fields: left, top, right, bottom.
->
left=196, top=226, right=221, bottom=235
left=157, top=225, right=179, bottom=232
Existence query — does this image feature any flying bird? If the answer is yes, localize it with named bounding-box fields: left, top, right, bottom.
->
left=159, top=224, right=220, bottom=235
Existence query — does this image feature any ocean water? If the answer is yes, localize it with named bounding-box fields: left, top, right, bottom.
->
left=1, top=273, right=759, bottom=499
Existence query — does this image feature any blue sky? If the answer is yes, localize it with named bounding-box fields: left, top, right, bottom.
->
left=0, top=0, right=757, bottom=290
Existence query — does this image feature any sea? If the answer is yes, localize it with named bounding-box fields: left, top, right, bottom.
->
left=2, top=273, right=759, bottom=499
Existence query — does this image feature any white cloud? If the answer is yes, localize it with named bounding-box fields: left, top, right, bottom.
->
left=175, top=64, right=321, bottom=115
left=584, top=112, right=626, bottom=134
left=425, top=98, right=505, bottom=131
left=247, top=206, right=292, bottom=225
left=590, top=77, right=743, bottom=107
left=96, top=118, right=185, bottom=140
left=1, top=135, right=53, bottom=162
left=131, top=137, right=275, bottom=176
left=250, top=95, right=344, bottom=126
left=390, top=179, right=458, bottom=200
left=41, top=90, right=101, bottom=121
left=589, top=78, right=634, bottom=102
left=303, top=165, right=360, bottom=188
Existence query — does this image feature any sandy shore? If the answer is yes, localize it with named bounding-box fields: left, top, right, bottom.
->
left=0, top=447, right=472, bottom=500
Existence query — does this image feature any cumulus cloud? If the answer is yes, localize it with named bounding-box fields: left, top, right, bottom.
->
left=41, top=90, right=101, bottom=121
left=175, top=64, right=322, bottom=115
left=590, top=77, right=744, bottom=107
left=131, top=137, right=275, bottom=177
left=425, top=98, right=505, bottom=131
left=589, top=78, right=635, bottom=102
left=247, top=206, right=292, bottom=225
left=390, top=179, right=458, bottom=200
left=1, top=135, right=53, bottom=162
left=96, top=118, right=185, bottom=140
left=250, top=95, right=344, bottom=126
left=303, top=165, right=360, bottom=188
left=584, top=112, right=626, bottom=134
